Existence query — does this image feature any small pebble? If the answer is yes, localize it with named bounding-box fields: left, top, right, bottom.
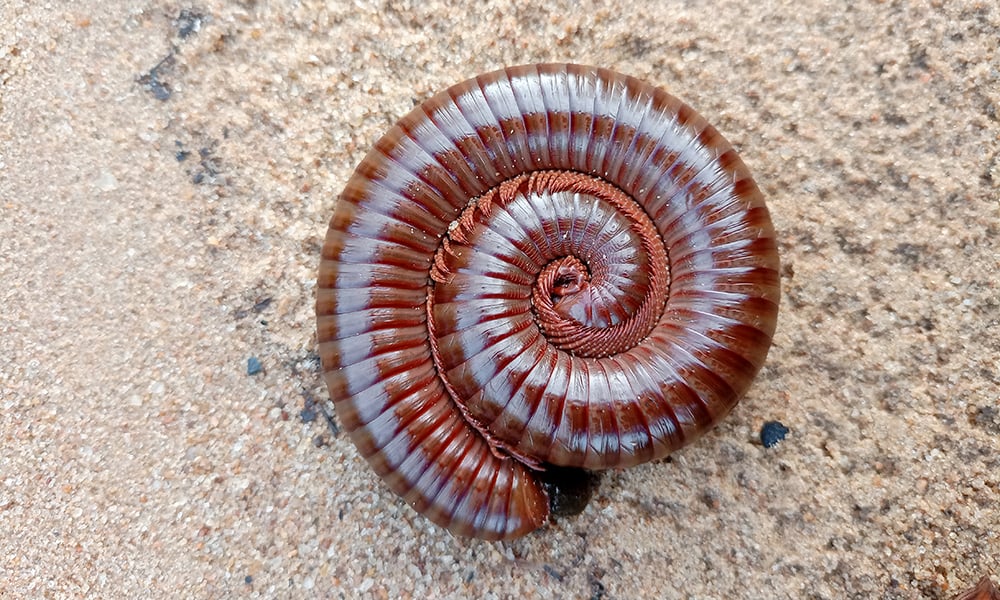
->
left=246, top=357, right=263, bottom=376
left=760, top=420, right=789, bottom=448
left=299, top=406, right=317, bottom=423
left=244, top=575, right=253, bottom=585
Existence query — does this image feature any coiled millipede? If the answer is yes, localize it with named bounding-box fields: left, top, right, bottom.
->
left=317, top=64, right=780, bottom=540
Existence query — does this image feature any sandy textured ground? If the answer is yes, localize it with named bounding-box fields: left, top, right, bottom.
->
left=2, top=1, right=998, bottom=598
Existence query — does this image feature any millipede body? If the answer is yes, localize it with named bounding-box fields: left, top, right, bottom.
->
left=316, top=63, right=780, bottom=540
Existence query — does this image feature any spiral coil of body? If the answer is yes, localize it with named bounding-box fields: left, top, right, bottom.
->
left=317, top=64, right=780, bottom=540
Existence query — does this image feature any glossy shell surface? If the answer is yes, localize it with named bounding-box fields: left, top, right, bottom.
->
left=317, top=63, right=780, bottom=540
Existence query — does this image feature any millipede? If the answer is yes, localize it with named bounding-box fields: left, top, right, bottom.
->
left=316, top=63, right=780, bottom=540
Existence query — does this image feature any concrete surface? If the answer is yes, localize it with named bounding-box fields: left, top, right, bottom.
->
left=1, top=1, right=997, bottom=598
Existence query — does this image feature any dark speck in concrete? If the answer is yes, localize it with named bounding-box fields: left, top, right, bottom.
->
left=246, top=357, right=263, bottom=376
left=175, top=9, right=205, bottom=39
left=137, top=53, right=175, bottom=101
left=761, top=421, right=790, bottom=448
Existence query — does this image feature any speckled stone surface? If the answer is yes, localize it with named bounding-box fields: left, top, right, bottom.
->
left=1, top=1, right=997, bottom=598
